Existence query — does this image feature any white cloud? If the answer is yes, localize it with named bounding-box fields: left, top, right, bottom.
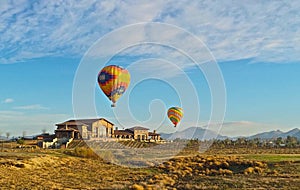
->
left=2, top=98, right=14, bottom=104
left=0, top=110, right=23, bottom=119
left=13, top=104, right=49, bottom=110
left=0, top=0, right=299, bottom=64
left=159, top=1, right=300, bottom=63
left=0, top=111, right=69, bottom=136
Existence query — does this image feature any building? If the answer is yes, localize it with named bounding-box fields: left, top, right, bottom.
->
left=114, top=126, right=161, bottom=141
left=55, top=118, right=114, bottom=140
left=54, top=118, right=161, bottom=141
left=35, top=133, right=55, bottom=140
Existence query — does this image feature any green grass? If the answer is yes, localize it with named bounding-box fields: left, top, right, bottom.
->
left=242, top=154, right=300, bottom=162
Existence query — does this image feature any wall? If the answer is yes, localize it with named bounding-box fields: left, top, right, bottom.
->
left=92, top=119, right=114, bottom=138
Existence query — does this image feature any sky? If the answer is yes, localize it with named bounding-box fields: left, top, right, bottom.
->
left=0, top=0, right=299, bottom=137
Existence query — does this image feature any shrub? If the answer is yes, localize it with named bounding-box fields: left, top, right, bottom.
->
left=132, top=184, right=144, bottom=190
left=65, top=147, right=99, bottom=159
left=17, top=139, right=25, bottom=145
left=244, top=167, right=255, bottom=174
left=254, top=166, right=263, bottom=174
left=219, top=168, right=233, bottom=175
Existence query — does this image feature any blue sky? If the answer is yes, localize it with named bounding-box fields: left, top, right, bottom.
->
left=0, top=0, right=299, bottom=137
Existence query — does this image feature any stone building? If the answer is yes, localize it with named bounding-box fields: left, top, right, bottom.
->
left=55, top=119, right=161, bottom=141
left=55, top=118, right=114, bottom=140
left=114, top=126, right=161, bottom=141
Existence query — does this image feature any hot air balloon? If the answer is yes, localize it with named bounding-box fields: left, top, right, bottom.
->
left=97, top=65, right=130, bottom=107
left=167, top=107, right=183, bottom=127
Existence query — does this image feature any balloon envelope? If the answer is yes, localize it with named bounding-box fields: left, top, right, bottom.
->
left=98, top=65, right=130, bottom=107
left=167, top=107, right=183, bottom=127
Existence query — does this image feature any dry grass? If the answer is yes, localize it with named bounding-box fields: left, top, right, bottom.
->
left=0, top=142, right=299, bottom=189
left=64, top=147, right=99, bottom=159
left=0, top=149, right=154, bottom=189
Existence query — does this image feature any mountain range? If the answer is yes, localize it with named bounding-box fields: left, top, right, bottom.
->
left=247, top=128, right=300, bottom=140
left=160, top=127, right=227, bottom=140
left=160, top=127, right=300, bottom=140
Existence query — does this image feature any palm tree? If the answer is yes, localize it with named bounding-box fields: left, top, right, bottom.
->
left=6, top=132, right=10, bottom=140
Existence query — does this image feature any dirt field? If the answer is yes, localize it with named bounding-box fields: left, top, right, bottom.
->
left=0, top=142, right=299, bottom=189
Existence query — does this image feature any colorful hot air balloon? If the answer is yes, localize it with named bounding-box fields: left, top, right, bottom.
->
left=167, top=107, right=183, bottom=127
left=97, top=65, right=130, bottom=107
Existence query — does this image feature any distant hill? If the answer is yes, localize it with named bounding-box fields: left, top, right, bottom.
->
left=284, top=128, right=300, bottom=138
left=248, top=128, right=300, bottom=140
left=0, top=136, right=8, bottom=140
left=160, top=127, right=227, bottom=140
left=160, top=127, right=300, bottom=140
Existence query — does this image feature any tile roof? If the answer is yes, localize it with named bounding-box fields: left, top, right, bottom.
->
left=128, top=126, right=149, bottom=131
left=114, top=130, right=133, bottom=136
left=56, top=118, right=114, bottom=126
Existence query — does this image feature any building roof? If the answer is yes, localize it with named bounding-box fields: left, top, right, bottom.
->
left=55, top=129, right=79, bottom=132
left=128, top=126, right=149, bottom=131
left=56, top=121, right=88, bottom=126
left=56, top=118, right=114, bottom=126
left=114, top=130, right=133, bottom=136
left=148, top=132, right=160, bottom=136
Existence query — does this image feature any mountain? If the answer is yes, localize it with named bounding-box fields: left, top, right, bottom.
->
left=160, top=127, right=227, bottom=140
left=159, top=127, right=300, bottom=140
left=248, top=130, right=283, bottom=139
left=284, top=128, right=300, bottom=138
left=247, top=128, right=300, bottom=140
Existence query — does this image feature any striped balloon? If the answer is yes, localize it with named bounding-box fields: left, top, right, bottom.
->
left=167, top=107, right=184, bottom=127
left=97, top=65, right=130, bottom=107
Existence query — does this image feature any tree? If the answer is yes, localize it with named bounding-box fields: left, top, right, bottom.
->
left=22, top=131, right=26, bottom=138
left=275, top=137, right=283, bottom=146
left=224, top=138, right=232, bottom=146
left=42, top=129, right=47, bottom=134
left=6, top=132, right=10, bottom=140
left=286, top=136, right=298, bottom=148
left=236, top=138, right=246, bottom=146
left=17, top=138, right=25, bottom=145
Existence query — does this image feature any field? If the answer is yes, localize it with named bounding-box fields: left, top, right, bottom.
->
left=0, top=141, right=299, bottom=189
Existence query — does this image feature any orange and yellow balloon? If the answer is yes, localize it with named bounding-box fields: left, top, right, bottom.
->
left=167, top=107, right=183, bottom=127
left=97, top=65, right=130, bottom=107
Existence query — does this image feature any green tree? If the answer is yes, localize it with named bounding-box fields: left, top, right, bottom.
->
left=236, top=138, right=246, bottom=147
left=275, top=137, right=283, bottom=146
left=17, top=138, right=25, bottom=145
left=286, top=136, right=298, bottom=147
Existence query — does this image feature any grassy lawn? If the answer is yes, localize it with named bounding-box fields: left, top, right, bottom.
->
left=242, top=154, right=300, bottom=162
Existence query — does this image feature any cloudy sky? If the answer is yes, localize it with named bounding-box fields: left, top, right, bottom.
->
left=0, top=0, right=299, bottom=137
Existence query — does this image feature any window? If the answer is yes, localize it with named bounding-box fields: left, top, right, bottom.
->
left=99, top=126, right=106, bottom=137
